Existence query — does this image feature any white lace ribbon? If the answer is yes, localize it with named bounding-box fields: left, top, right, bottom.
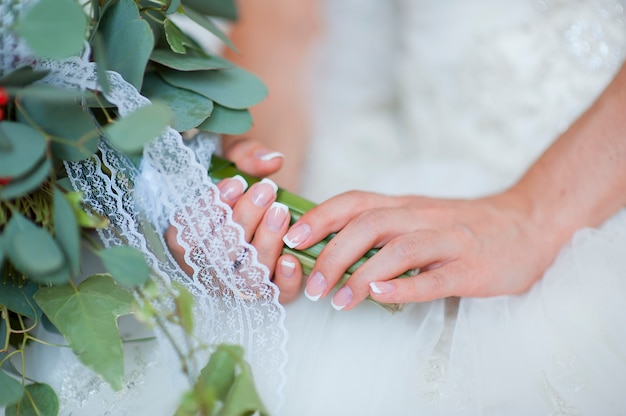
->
left=1, top=0, right=288, bottom=413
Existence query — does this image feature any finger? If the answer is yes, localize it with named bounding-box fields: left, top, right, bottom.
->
left=252, top=202, right=290, bottom=272
left=222, top=137, right=284, bottom=178
left=368, top=262, right=465, bottom=304
left=164, top=225, right=194, bottom=276
left=302, top=207, right=433, bottom=303
left=332, top=229, right=460, bottom=310
left=283, top=191, right=400, bottom=250
left=232, top=178, right=278, bottom=242
left=216, top=175, right=249, bottom=207
left=274, top=254, right=304, bottom=304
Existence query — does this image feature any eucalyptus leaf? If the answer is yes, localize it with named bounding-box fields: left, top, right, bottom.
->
left=182, top=7, right=236, bottom=51
left=197, top=104, right=252, bottom=135
left=33, top=274, right=134, bottom=390
left=103, top=102, right=173, bottom=154
left=0, top=66, right=48, bottom=87
left=182, top=0, right=238, bottom=20
left=14, top=0, right=88, bottom=59
left=150, top=48, right=230, bottom=71
left=166, top=0, right=182, bottom=14
left=99, top=0, right=153, bottom=89
left=0, top=121, right=47, bottom=178
left=142, top=73, right=213, bottom=132
left=0, top=370, right=23, bottom=408
left=98, top=246, right=150, bottom=288
left=160, top=66, right=267, bottom=109
left=5, top=383, right=59, bottom=416
left=53, top=189, right=81, bottom=276
left=92, top=31, right=111, bottom=94
left=0, top=280, right=41, bottom=320
left=0, top=159, right=51, bottom=201
left=19, top=94, right=99, bottom=161
left=13, top=84, right=88, bottom=103
left=3, top=212, right=67, bottom=283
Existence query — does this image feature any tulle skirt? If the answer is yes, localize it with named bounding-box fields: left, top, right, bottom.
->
left=280, top=207, right=626, bottom=415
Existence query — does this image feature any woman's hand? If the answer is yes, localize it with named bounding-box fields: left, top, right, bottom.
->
left=282, top=190, right=558, bottom=310
left=165, top=139, right=304, bottom=303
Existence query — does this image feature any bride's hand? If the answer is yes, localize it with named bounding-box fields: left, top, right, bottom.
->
left=166, top=140, right=303, bottom=303
left=282, top=190, right=557, bottom=310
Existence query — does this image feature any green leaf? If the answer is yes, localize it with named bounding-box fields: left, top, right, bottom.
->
left=142, top=73, right=213, bottom=132
left=172, top=282, right=194, bottom=333
left=0, top=159, right=51, bottom=201
left=19, top=93, right=99, bottom=161
left=164, top=18, right=193, bottom=54
left=99, top=0, right=154, bottom=88
left=182, top=0, right=238, bottom=20
left=218, top=361, right=268, bottom=416
left=150, top=48, right=230, bottom=71
left=182, top=7, right=236, bottom=51
left=198, top=344, right=240, bottom=401
left=99, top=246, right=150, bottom=288
left=5, top=383, right=58, bottom=416
left=0, top=371, right=23, bottom=408
left=103, top=102, right=173, bottom=154
left=12, top=84, right=88, bottom=103
left=0, top=66, right=48, bottom=87
left=165, top=0, right=182, bottom=15
left=0, top=281, right=41, bottom=320
left=0, top=121, right=47, bottom=178
left=3, top=212, right=68, bottom=284
left=14, top=0, right=88, bottom=59
left=160, top=66, right=267, bottom=109
left=197, top=104, right=252, bottom=135
left=33, top=274, right=134, bottom=390
left=92, top=32, right=111, bottom=94
left=53, top=189, right=81, bottom=276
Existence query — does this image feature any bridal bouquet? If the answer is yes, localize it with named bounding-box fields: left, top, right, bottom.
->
left=0, top=0, right=273, bottom=414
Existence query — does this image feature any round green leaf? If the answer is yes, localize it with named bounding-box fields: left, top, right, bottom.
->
left=0, top=158, right=51, bottom=201
left=3, top=213, right=68, bottom=283
left=19, top=93, right=99, bottom=161
left=0, top=371, right=23, bottom=407
left=5, top=383, right=59, bottom=416
left=103, top=102, right=174, bottom=154
left=159, top=65, right=267, bottom=110
left=150, top=49, right=230, bottom=71
left=0, top=66, right=48, bottom=87
left=197, top=104, right=252, bottom=135
left=98, top=246, right=150, bottom=288
left=0, top=121, right=47, bottom=177
left=142, top=73, right=213, bottom=132
left=53, top=189, right=81, bottom=276
left=0, top=280, right=41, bottom=320
left=14, top=0, right=88, bottom=60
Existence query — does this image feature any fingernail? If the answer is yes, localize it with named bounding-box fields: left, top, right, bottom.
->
left=251, top=178, right=278, bottom=207
left=265, top=202, right=289, bottom=232
left=254, top=149, right=285, bottom=161
left=283, top=223, right=311, bottom=249
left=369, top=281, right=394, bottom=295
left=219, top=175, right=248, bottom=202
left=280, top=258, right=296, bottom=278
left=331, top=285, right=352, bottom=311
left=305, top=271, right=327, bottom=301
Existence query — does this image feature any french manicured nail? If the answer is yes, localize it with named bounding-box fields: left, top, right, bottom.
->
left=219, top=175, right=248, bottom=202
left=251, top=178, right=278, bottom=207
left=369, top=281, right=394, bottom=295
left=283, top=223, right=311, bottom=249
left=254, top=149, right=285, bottom=161
left=305, top=271, right=327, bottom=301
left=280, top=258, right=296, bottom=279
left=265, top=202, right=289, bottom=232
left=331, top=285, right=353, bottom=311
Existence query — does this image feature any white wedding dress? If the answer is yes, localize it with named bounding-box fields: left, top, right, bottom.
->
left=280, top=0, right=626, bottom=415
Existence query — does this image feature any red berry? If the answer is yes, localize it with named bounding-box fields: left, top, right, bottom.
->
left=0, top=108, right=3, bottom=121
left=0, top=87, right=7, bottom=106
left=0, top=177, right=11, bottom=186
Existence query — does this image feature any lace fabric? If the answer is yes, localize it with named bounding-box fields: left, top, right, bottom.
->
left=1, top=1, right=288, bottom=414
